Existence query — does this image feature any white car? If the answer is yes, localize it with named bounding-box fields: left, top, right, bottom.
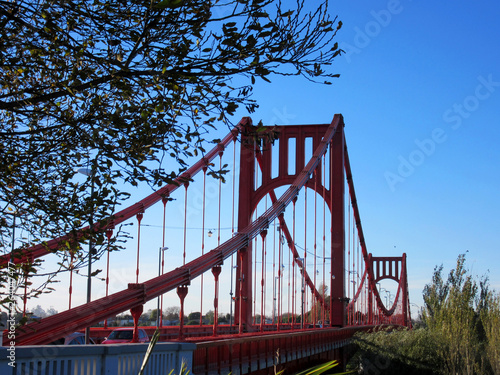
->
left=50, top=332, right=95, bottom=345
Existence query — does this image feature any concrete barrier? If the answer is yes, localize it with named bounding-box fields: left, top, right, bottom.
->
left=0, top=342, right=196, bottom=375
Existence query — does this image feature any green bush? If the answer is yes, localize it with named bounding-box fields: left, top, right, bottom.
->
left=350, top=327, right=442, bottom=375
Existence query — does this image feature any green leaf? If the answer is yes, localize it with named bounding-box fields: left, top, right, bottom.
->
left=294, top=360, right=339, bottom=375
left=155, top=0, right=183, bottom=9
left=280, top=10, right=294, bottom=17
left=1, top=0, right=343, bottom=308
left=253, top=11, right=269, bottom=18
left=138, top=328, right=161, bottom=375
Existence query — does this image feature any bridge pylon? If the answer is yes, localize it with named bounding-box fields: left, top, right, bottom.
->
left=234, top=115, right=348, bottom=330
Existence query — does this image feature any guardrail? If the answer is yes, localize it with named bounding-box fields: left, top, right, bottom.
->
left=193, top=327, right=363, bottom=375
left=0, top=342, right=195, bottom=375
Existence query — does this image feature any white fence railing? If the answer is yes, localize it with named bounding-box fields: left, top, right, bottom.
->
left=1, top=342, right=196, bottom=375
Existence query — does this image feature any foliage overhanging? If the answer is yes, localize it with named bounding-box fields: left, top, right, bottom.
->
left=0, top=0, right=343, bottom=305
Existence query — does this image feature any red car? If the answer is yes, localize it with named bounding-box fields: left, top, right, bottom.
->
left=102, top=328, right=149, bottom=344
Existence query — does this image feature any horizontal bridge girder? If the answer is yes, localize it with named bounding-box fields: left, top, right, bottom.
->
left=371, top=256, right=403, bottom=283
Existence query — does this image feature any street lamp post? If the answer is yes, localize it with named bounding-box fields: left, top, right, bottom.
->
left=8, top=211, right=28, bottom=317
left=301, top=269, right=305, bottom=328
left=410, top=302, right=421, bottom=311
left=297, top=257, right=305, bottom=329
left=273, top=276, right=279, bottom=324
left=10, top=211, right=16, bottom=258
left=378, top=287, right=387, bottom=305
left=276, top=264, right=284, bottom=327
left=410, top=302, right=422, bottom=320
left=76, top=167, right=94, bottom=345
left=157, top=246, right=169, bottom=327
left=229, top=264, right=237, bottom=327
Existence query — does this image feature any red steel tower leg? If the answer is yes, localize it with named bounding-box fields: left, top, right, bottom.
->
left=367, top=253, right=373, bottom=324
left=402, top=253, right=410, bottom=327
left=330, top=123, right=346, bottom=327
left=235, top=118, right=254, bottom=333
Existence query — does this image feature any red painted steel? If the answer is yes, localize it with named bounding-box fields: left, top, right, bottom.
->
left=130, top=304, right=143, bottom=343
left=235, top=117, right=256, bottom=331
left=0, top=122, right=243, bottom=268
left=177, top=285, right=189, bottom=340
left=12, top=116, right=345, bottom=345
left=236, top=116, right=345, bottom=330
left=6, top=113, right=412, bottom=347
left=193, top=326, right=378, bottom=375
left=212, top=265, right=222, bottom=336
left=330, top=121, right=346, bottom=326
left=346, top=253, right=411, bottom=326
left=253, top=152, right=327, bottom=318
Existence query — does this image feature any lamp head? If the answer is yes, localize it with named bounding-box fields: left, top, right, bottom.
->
left=76, top=168, right=92, bottom=177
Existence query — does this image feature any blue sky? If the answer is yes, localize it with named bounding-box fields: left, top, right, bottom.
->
left=242, top=0, right=500, bottom=314
left=30, top=1, right=499, bottom=321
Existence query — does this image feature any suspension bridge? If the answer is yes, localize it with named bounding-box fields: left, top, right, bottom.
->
left=1, top=114, right=411, bottom=374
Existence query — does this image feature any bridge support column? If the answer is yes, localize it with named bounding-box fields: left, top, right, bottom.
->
left=235, top=118, right=255, bottom=333
left=367, top=284, right=374, bottom=324
left=259, top=230, right=267, bottom=333
left=212, top=266, right=221, bottom=336
left=177, top=285, right=188, bottom=340
left=367, top=254, right=374, bottom=324
left=402, top=253, right=410, bottom=327
left=330, top=122, right=346, bottom=327
left=130, top=304, right=143, bottom=343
